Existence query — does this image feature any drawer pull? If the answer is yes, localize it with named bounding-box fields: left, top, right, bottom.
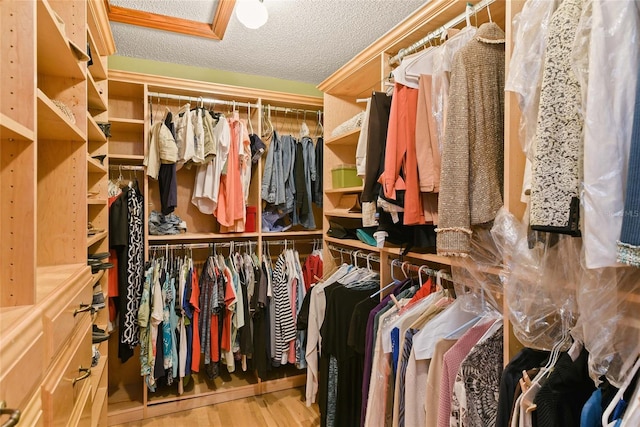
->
left=0, top=401, right=21, bottom=427
left=72, top=367, right=91, bottom=385
left=73, top=304, right=92, bottom=316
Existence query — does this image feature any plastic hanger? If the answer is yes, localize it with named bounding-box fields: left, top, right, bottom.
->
left=315, top=110, right=324, bottom=137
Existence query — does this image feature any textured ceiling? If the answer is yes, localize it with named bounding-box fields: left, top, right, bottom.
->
left=110, top=0, right=428, bottom=85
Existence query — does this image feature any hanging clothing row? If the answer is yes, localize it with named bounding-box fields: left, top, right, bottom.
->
left=506, top=0, right=640, bottom=269
left=354, top=7, right=505, bottom=256
left=135, top=240, right=323, bottom=393
left=261, top=109, right=324, bottom=232
left=144, top=96, right=266, bottom=234
left=107, top=168, right=146, bottom=364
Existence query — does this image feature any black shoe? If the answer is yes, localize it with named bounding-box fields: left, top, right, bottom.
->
left=88, top=252, right=109, bottom=260
left=91, top=154, right=107, bottom=165
left=92, top=292, right=105, bottom=310
left=90, top=262, right=113, bottom=274
left=97, top=122, right=111, bottom=138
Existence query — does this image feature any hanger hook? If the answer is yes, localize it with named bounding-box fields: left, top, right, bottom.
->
left=401, top=261, right=409, bottom=278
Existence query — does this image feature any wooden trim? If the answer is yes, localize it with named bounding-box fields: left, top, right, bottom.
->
left=318, top=0, right=506, bottom=94
left=108, top=70, right=323, bottom=109
left=107, top=0, right=236, bottom=40
left=212, top=0, right=236, bottom=39
left=88, top=0, right=116, bottom=55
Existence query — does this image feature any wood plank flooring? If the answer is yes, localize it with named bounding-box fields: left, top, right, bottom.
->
left=111, top=388, right=321, bottom=427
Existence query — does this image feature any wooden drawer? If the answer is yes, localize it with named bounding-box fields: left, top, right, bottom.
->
left=18, top=389, right=43, bottom=427
left=0, top=306, right=44, bottom=416
left=39, top=266, right=93, bottom=364
left=41, top=315, right=92, bottom=427
left=68, top=379, right=92, bottom=427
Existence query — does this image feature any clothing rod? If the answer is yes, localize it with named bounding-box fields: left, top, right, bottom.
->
left=388, top=258, right=453, bottom=282
left=148, top=241, right=258, bottom=250
left=148, top=91, right=323, bottom=115
left=148, top=92, right=258, bottom=109
left=109, top=165, right=145, bottom=171
left=264, top=238, right=322, bottom=246
left=327, top=245, right=381, bottom=263
left=388, top=0, right=496, bottom=65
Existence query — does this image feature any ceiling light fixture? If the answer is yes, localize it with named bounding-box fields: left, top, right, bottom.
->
left=235, top=0, right=268, bottom=30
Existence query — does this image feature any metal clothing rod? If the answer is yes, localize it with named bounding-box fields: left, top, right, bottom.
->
left=265, top=238, right=322, bottom=246
left=264, top=104, right=323, bottom=117
left=109, top=165, right=145, bottom=171
left=149, top=241, right=258, bottom=251
left=148, top=92, right=323, bottom=116
left=388, top=258, right=453, bottom=282
left=148, top=91, right=258, bottom=109
left=388, top=0, right=496, bottom=65
left=327, top=245, right=381, bottom=263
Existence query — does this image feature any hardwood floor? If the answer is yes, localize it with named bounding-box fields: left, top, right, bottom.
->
left=111, top=387, right=321, bottom=427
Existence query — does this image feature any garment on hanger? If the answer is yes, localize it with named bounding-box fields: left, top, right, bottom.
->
left=529, top=0, right=584, bottom=235
left=505, top=0, right=560, bottom=204
left=109, top=182, right=145, bottom=364
left=579, top=0, right=640, bottom=267
left=191, top=115, right=231, bottom=215
left=436, top=22, right=505, bottom=256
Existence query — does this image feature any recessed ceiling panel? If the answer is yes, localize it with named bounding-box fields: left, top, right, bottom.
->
left=111, top=0, right=428, bottom=84
left=109, top=0, right=218, bottom=23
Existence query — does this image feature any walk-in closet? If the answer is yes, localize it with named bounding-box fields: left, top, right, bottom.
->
left=2, top=0, right=640, bottom=426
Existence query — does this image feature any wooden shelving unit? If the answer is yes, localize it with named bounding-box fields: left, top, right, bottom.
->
left=325, top=185, right=363, bottom=194
left=318, top=0, right=518, bottom=364
left=37, top=89, right=86, bottom=142
left=325, top=127, right=360, bottom=146
left=0, top=113, right=35, bottom=141
left=107, top=70, right=324, bottom=424
left=36, top=0, right=85, bottom=80
left=324, top=209, right=362, bottom=219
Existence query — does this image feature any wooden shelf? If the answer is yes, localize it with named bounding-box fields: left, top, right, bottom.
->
left=87, top=115, right=107, bottom=143
left=86, top=28, right=107, bottom=81
left=87, top=198, right=107, bottom=205
left=148, top=232, right=260, bottom=242
left=109, top=154, right=144, bottom=162
left=324, top=209, right=362, bottom=219
left=88, top=231, right=108, bottom=247
left=37, top=89, right=86, bottom=141
left=325, top=186, right=363, bottom=194
left=87, top=155, right=107, bottom=173
left=325, top=128, right=360, bottom=146
left=325, top=236, right=379, bottom=252
left=262, top=230, right=323, bottom=238
left=88, top=72, right=108, bottom=112
left=35, top=263, right=88, bottom=303
left=382, top=246, right=452, bottom=266
left=0, top=113, right=35, bottom=141
left=110, top=117, right=145, bottom=132
left=36, top=0, right=85, bottom=80
left=89, top=269, right=105, bottom=287
left=90, top=350, right=108, bottom=401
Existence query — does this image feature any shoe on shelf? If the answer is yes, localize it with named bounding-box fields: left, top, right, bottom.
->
left=91, top=154, right=107, bottom=165
left=89, top=261, right=113, bottom=274
left=87, top=222, right=105, bottom=236
left=91, top=344, right=101, bottom=367
left=88, top=252, right=109, bottom=260
left=92, top=325, right=109, bottom=344
left=92, top=291, right=105, bottom=310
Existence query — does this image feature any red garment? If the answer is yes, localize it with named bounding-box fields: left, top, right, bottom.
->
left=220, top=267, right=236, bottom=352
left=379, top=83, right=426, bottom=226
left=190, top=268, right=201, bottom=373
left=217, top=115, right=246, bottom=232
left=302, top=254, right=323, bottom=291
left=211, top=315, right=220, bottom=363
